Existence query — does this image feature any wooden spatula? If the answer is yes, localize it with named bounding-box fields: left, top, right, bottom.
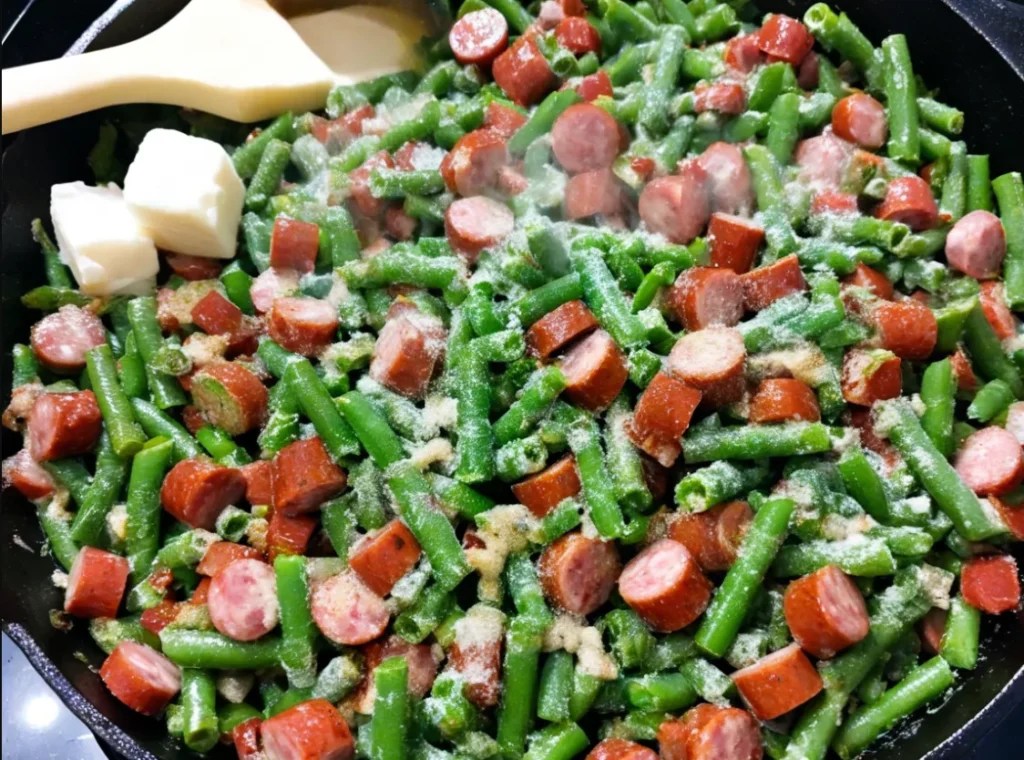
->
left=1, top=0, right=435, bottom=135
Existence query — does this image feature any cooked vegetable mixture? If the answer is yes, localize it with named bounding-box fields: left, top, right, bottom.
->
left=4, top=1, right=1024, bottom=759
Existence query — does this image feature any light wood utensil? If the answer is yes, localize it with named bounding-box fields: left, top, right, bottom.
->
left=1, top=0, right=433, bottom=135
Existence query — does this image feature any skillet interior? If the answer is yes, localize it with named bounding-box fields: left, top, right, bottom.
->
left=1, top=1, right=1022, bottom=758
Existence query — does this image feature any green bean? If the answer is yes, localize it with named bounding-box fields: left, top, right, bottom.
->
left=232, top=112, right=295, bottom=179
left=605, top=397, right=653, bottom=513
left=558, top=407, right=625, bottom=539
left=692, top=3, right=738, bottom=42
left=939, top=141, right=968, bottom=222
left=766, top=92, right=801, bottom=164
left=639, top=26, right=686, bottom=136
left=394, top=581, right=453, bottom=643
left=967, top=379, right=1015, bottom=423
left=695, top=499, right=794, bottom=657
left=509, top=274, right=584, bottom=327
left=88, top=615, right=159, bottom=654
left=160, top=629, right=282, bottom=669
left=605, top=0, right=660, bottom=41
left=428, top=473, right=495, bottom=519
left=452, top=342, right=494, bottom=484
left=496, top=618, right=543, bottom=758
left=12, top=343, right=40, bottom=387
left=368, top=656, right=409, bottom=760
left=773, top=537, right=896, bottom=577
left=803, top=4, right=882, bottom=91
left=130, top=398, right=203, bottom=463
left=919, top=359, right=955, bottom=457
left=369, top=168, right=446, bottom=199
left=493, top=367, right=566, bottom=446
left=37, top=501, right=79, bottom=570
left=496, top=434, right=548, bottom=482
left=963, top=301, right=1023, bottom=396
left=181, top=669, right=219, bottom=752
left=748, top=63, right=788, bottom=112
left=965, top=155, right=993, bottom=213
left=245, top=138, right=291, bottom=211
left=86, top=345, right=146, bottom=458
left=993, top=171, right=1024, bottom=309
left=341, top=249, right=461, bottom=290
left=604, top=608, right=656, bottom=670
left=537, top=651, right=574, bottom=723
left=504, top=552, right=554, bottom=635
left=21, top=286, right=93, bottom=311
left=683, top=423, right=835, bottom=463
left=939, top=594, right=980, bottom=670
left=917, top=97, right=964, bottom=136
left=30, top=218, right=73, bottom=287
left=881, top=35, right=920, bottom=165
left=572, top=248, right=646, bottom=349
left=285, top=359, right=361, bottom=460
left=675, top=460, right=770, bottom=513
left=837, top=447, right=893, bottom=524
left=507, top=90, right=581, bottom=156
left=274, top=555, right=317, bottom=689
left=125, top=439, right=174, bottom=585
left=195, top=425, right=250, bottom=467
left=127, top=297, right=187, bottom=409
left=42, top=459, right=92, bottom=511
left=523, top=722, right=589, bottom=760
left=605, top=44, right=650, bottom=86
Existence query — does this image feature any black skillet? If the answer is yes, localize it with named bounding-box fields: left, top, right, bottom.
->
left=2, top=1, right=1023, bottom=758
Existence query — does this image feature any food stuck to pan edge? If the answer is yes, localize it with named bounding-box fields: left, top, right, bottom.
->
left=2, top=1, right=1023, bottom=759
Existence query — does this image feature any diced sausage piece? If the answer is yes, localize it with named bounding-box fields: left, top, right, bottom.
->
left=351, top=636, right=439, bottom=713
left=140, top=599, right=182, bottom=635
left=28, top=391, right=102, bottom=462
left=920, top=608, right=948, bottom=655
left=749, top=378, right=821, bottom=423
left=872, top=300, right=938, bottom=361
left=586, top=738, right=658, bottom=760
left=208, top=558, right=279, bottom=641
left=312, top=571, right=390, bottom=645
left=961, top=555, right=1021, bottom=614
left=232, top=717, right=263, bottom=760
left=555, top=17, right=602, bottom=55
left=979, top=281, right=1018, bottom=340
left=440, top=129, right=509, bottom=197
left=268, top=297, right=339, bottom=357
left=950, top=348, right=978, bottom=393
left=2, top=449, right=56, bottom=501
left=538, top=532, right=620, bottom=615
left=669, top=268, right=744, bottom=331
left=250, top=267, right=299, bottom=315
left=552, top=104, right=621, bottom=174
left=697, top=143, right=755, bottom=217
left=730, top=643, right=823, bottom=720
left=795, top=133, right=854, bottom=190
left=371, top=312, right=446, bottom=399
left=449, top=8, right=509, bottom=66
left=197, top=541, right=263, bottom=577
left=954, top=426, right=1024, bottom=497
left=240, top=460, right=274, bottom=506
left=556, top=0, right=587, bottom=16
left=724, top=33, right=765, bottom=73
left=783, top=565, right=870, bottom=659
left=348, top=519, right=422, bottom=597
left=190, top=362, right=268, bottom=436
left=639, top=169, right=710, bottom=244
left=668, top=327, right=747, bottom=392
left=841, top=348, right=902, bottom=406
left=991, top=495, right=1024, bottom=540
left=310, top=104, right=375, bottom=146
left=165, top=252, right=223, bottom=281
left=1006, top=402, right=1024, bottom=446
left=349, top=150, right=395, bottom=218
left=560, top=329, right=628, bottom=411
left=708, top=213, right=764, bottom=274
left=526, top=300, right=599, bottom=359
left=512, top=455, right=582, bottom=517
left=564, top=169, right=626, bottom=220
left=831, top=94, right=888, bottom=149
left=100, top=642, right=181, bottom=717
left=843, top=262, right=894, bottom=300
left=161, top=458, right=247, bottom=530
left=261, top=698, right=355, bottom=760
left=812, top=189, right=860, bottom=216
left=630, top=156, right=656, bottom=181
left=659, top=704, right=763, bottom=760
left=741, top=254, right=807, bottom=311
left=30, top=305, right=106, bottom=373
left=668, top=501, right=754, bottom=573
left=64, top=546, right=130, bottom=618
left=269, top=218, right=320, bottom=273
left=694, top=83, right=747, bottom=115
left=946, top=210, right=1007, bottom=279
left=448, top=605, right=504, bottom=708
left=493, top=36, right=556, bottom=107
left=798, top=51, right=820, bottom=89
left=757, top=14, right=814, bottom=64
left=484, top=102, right=528, bottom=139
left=267, top=511, right=318, bottom=562
left=497, top=165, right=529, bottom=196
left=618, top=538, right=713, bottom=632
left=627, top=373, right=702, bottom=467
left=445, top=195, right=515, bottom=261
left=576, top=70, right=614, bottom=101
left=875, top=176, right=940, bottom=231
left=191, top=290, right=243, bottom=335
left=273, top=437, right=347, bottom=516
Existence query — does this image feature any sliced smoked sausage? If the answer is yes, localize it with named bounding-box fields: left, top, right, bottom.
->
left=945, top=210, right=1006, bottom=279
left=31, top=305, right=106, bottom=373
left=260, top=698, right=355, bottom=760
left=28, top=390, right=102, bottom=462
left=100, top=642, right=181, bottom=716
left=190, top=362, right=268, bottom=436
left=348, top=519, right=422, bottom=597
left=740, top=254, right=807, bottom=311
left=269, top=217, right=320, bottom=273
left=449, top=8, right=509, bottom=66
left=268, top=296, right=339, bottom=357
left=749, top=378, right=821, bottom=423
left=875, top=176, right=939, bottom=231
left=831, top=94, right=888, bottom=149
left=757, top=14, right=814, bottom=64
left=627, top=372, right=702, bottom=467
left=872, top=299, right=938, bottom=361
left=272, top=437, right=347, bottom=516
left=511, top=455, right=582, bottom=517
left=667, top=501, right=754, bottom=573
left=668, top=268, right=744, bottom=331
left=492, top=36, right=555, bottom=107
left=841, top=348, right=903, bottom=406
left=563, top=169, right=626, bottom=220
left=560, top=329, right=629, bottom=411
left=311, top=571, right=390, bottom=645
left=619, top=538, right=713, bottom=632
left=667, top=327, right=747, bottom=396
left=953, top=426, right=1024, bottom=497
left=638, top=172, right=710, bottom=244
left=64, top=546, right=130, bottom=618
left=552, top=104, right=621, bottom=174
left=697, top=142, right=756, bottom=217
left=730, top=643, right=823, bottom=720
left=526, top=300, right=599, bottom=359
left=961, top=554, right=1021, bottom=614
left=658, top=704, right=763, bottom=760
left=445, top=195, right=515, bottom=260
left=370, top=311, right=447, bottom=399
left=783, top=565, right=870, bottom=658
left=707, top=213, right=764, bottom=274
left=538, top=532, right=620, bottom=616
left=440, top=129, right=509, bottom=197
left=208, top=558, right=280, bottom=641
left=161, top=458, right=247, bottom=530
left=587, top=738, right=657, bottom=760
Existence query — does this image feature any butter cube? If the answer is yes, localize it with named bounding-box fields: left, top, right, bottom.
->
left=124, top=128, right=244, bottom=259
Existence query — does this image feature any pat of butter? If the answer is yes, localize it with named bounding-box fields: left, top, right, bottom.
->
left=124, top=128, right=244, bottom=259
left=50, top=181, right=159, bottom=296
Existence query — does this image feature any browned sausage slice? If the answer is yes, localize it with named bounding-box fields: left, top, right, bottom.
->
left=65, top=546, right=130, bottom=618
left=525, top=300, right=599, bottom=359
left=667, top=327, right=747, bottom=394
left=563, top=169, right=626, bottom=220
left=946, top=210, right=1007, bottom=280
left=618, top=538, right=713, bottom=632
left=492, top=36, right=556, bottom=107
left=730, top=643, right=823, bottom=720
left=447, top=605, right=504, bottom=708
left=208, top=558, right=280, bottom=641
left=627, top=372, right=702, bottom=467
left=269, top=217, right=320, bottom=273
left=311, top=571, right=390, bottom=646
left=954, top=426, right=1024, bottom=497
left=449, top=8, right=509, bottom=66
left=370, top=311, right=447, bottom=399
left=586, top=738, right=657, bottom=760
left=783, top=565, right=870, bottom=658
left=100, top=642, right=181, bottom=717
left=638, top=171, right=709, bottom=244
left=440, top=129, right=509, bottom=197
left=740, top=254, right=807, bottom=311
left=272, top=437, right=348, bottom=516
left=538, top=532, right=620, bottom=615
left=960, top=554, right=1021, bottom=614
left=267, top=297, right=339, bottom=357
left=511, top=455, right=582, bottom=517
left=668, top=269, right=744, bottom=331
left=667, top=501, right=754, bottom=573
left=707, top=213, right=764, bottom=274
left=260, top=699, right=355, bottom=760
left=28, top=390, right=102, bottom=462
left=560, top=329, right=628, bottom=411
left=841, top=348, right=902, bottom=406
left=872, top=299, right=938, bottom=361
left=551, top=104, right=621, bottom=174
left=697, top=142, right=755, bottom=216
left=190, top=362, right=268, bottom=436
left=445, top=196, right=515, bottom=261
left=30, top=305, right=106, bottom=373
left=161, top=458, right=247, bottom=530
left=348, top=519, right=422, bottom=597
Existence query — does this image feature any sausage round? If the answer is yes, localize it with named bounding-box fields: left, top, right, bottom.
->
left=448, top=606, right=505, bottom=708
left=843, top=262, right=894, bottom=300
left=526, top=300, right=599, bottom=359
left=979, top=281, right=1018, bottom=340
left=30, top=305, right=106, bottom=373
left=875, top=176, right=940, bottom=231
left=794, top=133, right=853, bottom=190
left=724, top=33, right=765, bottom=73
left=266, top=510, right=318, bottom=563
left=273, top=437, right=348, bottom=516
left=831, top=93, right=888, bottom=149
left=559, top=329, right=629, bottom=411
left=268, top=296, right=339, bottom=357
left=65, top=546, right=130, bottom=619
left=353, top=636, right=440, bottom=714
left=440, top=129, right=509, bottom=197
left=492, top=36, right=556, bottom=107
left=697, top=142, right=755, bottom=217
left=249, top=267, right=300, bottom=315
left=239, top=459, right=274, bottom=506
left=161, top=458, right=247, bottom=530
left=196, top=541, right=264, bottom=577
left=538, top=532, right=620, bottom=615
left=165, top=252, right=223, bottom=281
left=349, top=150, right=395, bottom=218
left=563, top=169, right=626, bottom=220
left=348, top=519, right=422, bottom=597
left=872, top=299, right=938, bottom=361
left=511, top=455, right=582, bottom=517
left=2, top=449, right=56, bottom=501
left=28, top=390, right=102, bottom=462
left=100, top=641, right=181, bottom=716
left=191, top=290, right=243, bottom=336
left=552, top=104, right=621, bottom=174
left=260, top=698, right=356, bottom=760
left=707, top=213, right=764, bottom=274
left=269, top=217, right=320, bottom=273
left=639, top=173, right=710, bottom=244
left=208, top=558, right=280, bottom=641
left=945, top=210, right=1007, bottom=279
left=749, top=378, right=821, bottom=423
left=618, top=538, right=713, bottom=632
left=627, top=372, right=703, bottom=467
left=961, top=554, right=1021, bottom=614
left=740, top=254, right=808, bottom=311
left=370, top=311, right=447, bottom=399
left=445, top=195, right=515, bottom=260
left=575, top=70, right=614, bottom=102
left=669, top=268, right=745, bottom=331
left=311, top=571, right=390, bottom=645
left=449, top=8, right=509, bottom=66
left=667, top=327, right=747, bottom=392
left=483, top=102, right=528, bottom=139
left=554, top=16, right=602, bottom=54
left=693, top=83, right=747, bottom=115
left=1006, top=401, right=1024, bottom=446
left=586, top=738, right=658, bottom=760
left=784, top=565, right=870, bottom=658
left=730, top=643, right=824, bottom=720
left=757, top=14, right=814, bottom=64
left=190, top=362, right=268, bottom=436
left=658, top=704, right=762, bottom=760
left=841, top=348, right=903, bottom=406
left=668, top=501, right=754, bottom=572
left=953, top=426, right=1024, bottom=497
